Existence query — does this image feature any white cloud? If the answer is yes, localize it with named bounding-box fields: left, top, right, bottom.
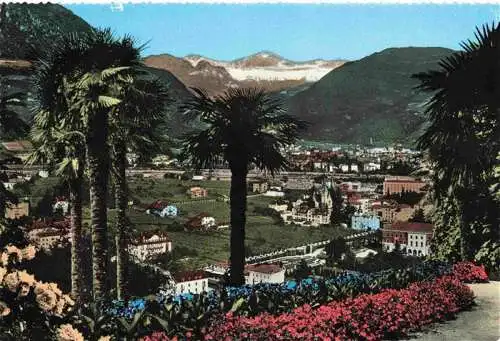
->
left=110, top=3, right=124, bottom=12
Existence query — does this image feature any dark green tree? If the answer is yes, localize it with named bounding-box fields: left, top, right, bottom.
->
left=413, top=23, right=500, bottom=270
left=182, top=88, right=307, bottom=286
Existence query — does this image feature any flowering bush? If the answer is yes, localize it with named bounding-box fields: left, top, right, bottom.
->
left=110, top=260, right=452, bottom=321
left=0, top=244, right=80, bottom=340
left=452, top=261, right=489, bottom=283
left=200, top=275, right=474, bottom=340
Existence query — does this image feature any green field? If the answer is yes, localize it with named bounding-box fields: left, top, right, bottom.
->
left=20, top=176, right=352, bottom=270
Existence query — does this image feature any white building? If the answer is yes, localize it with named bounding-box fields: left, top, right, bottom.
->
left=339, top=164, right=349, bottom=172
left=268, top=202, right=289, bottom=213
left=53, top=199, right=70, bottom=215
left=173, top=271, right=208, bottom=295
left=128, top=232, right=172, bottom=262
left=245, top=263, right=285, bottom=285
left=264, top=189, right=285, bottom=197
left=407, top=232, right=431, bottom=257
left=364, top=162, right=381, bottom=172
left=350, top=164, right=359, bottom=173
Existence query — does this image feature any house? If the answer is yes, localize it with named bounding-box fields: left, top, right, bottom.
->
left=38, top=170, right=49, bottom=178
left=1, top=140, right=33, bottom=161
left=152, top=154, right=170, bottom=167
left=27, top=219, right=70, bottom=251
left=188, top=186, right=208, bottom=198
left=381, top=222, right=433, bottom=257
left=383, top=176, right=427, bottom=195
left=351, top=213, right=380, bottom=230
left=264, top=186, right=285, bottom=197
left=53, top=197, right=70, bottom=215
left=245, top=263, right=285, bottom=285
left=5, top=202, right=29, bottom=219
left=146, top=200, right=178, bottom=218
left=184, top=213, right=217, bottom=231
left=268, top=201, right=289, bottom=213
left=192, top=175, right=205, bottom=181
left=28, top=229, right=68, bottom=251
left=173, top=270, right=208, bottom=295
left=249, top=181, right=269, bottom=194
left=127, top=231, right=172, bottom=262
left=350, top=164, right=359, bottom=173
left=339, top=164, right=349, bottom=172
left=364, top=162, right=381, bottom=172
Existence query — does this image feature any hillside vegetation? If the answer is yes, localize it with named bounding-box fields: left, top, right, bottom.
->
left=287, top=47, right=455, bottom=145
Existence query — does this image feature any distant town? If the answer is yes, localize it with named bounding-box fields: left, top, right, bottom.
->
left=2, top=139, right=434, bottom=295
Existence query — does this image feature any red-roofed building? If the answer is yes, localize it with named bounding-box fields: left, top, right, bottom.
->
left=128, top=230, right=172, bottom=261
left=382, top=222, right=433, bottom=257
left=184, top=213, right=216, bottom=231
left=383, top=176, right=427, bottom=195
left=173, top=270, right=208, bottom=294
left=245, top=263, right=285, bottom=285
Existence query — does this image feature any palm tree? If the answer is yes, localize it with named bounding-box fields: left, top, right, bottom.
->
left=109, top=77, right=169, bottom=299
left=412, top=23, right=500, bottom=261
left=182, top=88, right=307, bottom=286
left=32, top=28, right=143, bottom=306
left=26, top=110, right=86, bottom=302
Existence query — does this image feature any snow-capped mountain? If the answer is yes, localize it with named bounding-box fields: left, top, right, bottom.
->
left=185, top=51, right=345, bottom=82
left=144, top=51, right=346, bottom=95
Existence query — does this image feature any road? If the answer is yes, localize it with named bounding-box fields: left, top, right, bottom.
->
left=413, top=281, right=500, bottom=341
left=5, top=164, right=390, bottom=181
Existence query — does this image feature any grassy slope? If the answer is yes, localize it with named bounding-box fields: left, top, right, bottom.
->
left=20, top=176, right=350, bottom=270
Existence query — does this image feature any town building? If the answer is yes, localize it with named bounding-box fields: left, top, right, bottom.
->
left=184, top=213, right=217, bottom=231
left=28, top=229, right=68, bottom=251
left=249, top=181, right=269, bottom=193
left=383, top=176, right=427, bottom=195
left=245, top=263, right=286, bottom=285
left=268, top=201, right=289, bottom=213
left=127, top=231, right=172, bottom=262
left=279, top=183, right=332, bottom=227
left=351, top=213, right=381, bottom=230
left=5, top=202, right=29, bottom=219
left=53, top=197, right=70, bottom=215
left=146, top=200, right=178, bottom=218
left=264, top=186, right=285, bottom=198
left=188, top=186, right=208, bottom=198
left=381, top=222, right=433, bottom=257
left=1, top=140, right=34, bottom=162
left=173, top=270, right=208, bottom=295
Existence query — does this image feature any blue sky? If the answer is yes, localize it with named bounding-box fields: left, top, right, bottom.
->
left=66, top=4, right=499, bottom=61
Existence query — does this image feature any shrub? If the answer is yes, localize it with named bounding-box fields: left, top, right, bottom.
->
left=452, top=261, right=489, bottom=283
left=202, top=276, right=474, bottom=340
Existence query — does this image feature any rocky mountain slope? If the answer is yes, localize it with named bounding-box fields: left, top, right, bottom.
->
left=144, top=51, right=346, bottom=96
left=286, top=47, right=455, bottom=145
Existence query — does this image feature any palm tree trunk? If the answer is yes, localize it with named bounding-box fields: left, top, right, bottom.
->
left=229, top=167, right=248, bottom=286
left=457, top=189, right=471, bottom=261
left=86, top=112, right=110, bottom=306
left=113, top=142, right=129, bottom=300
left=68, top=169, right=84, bottom=303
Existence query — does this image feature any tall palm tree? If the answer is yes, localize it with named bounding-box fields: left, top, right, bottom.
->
left=32, top=28, right=143, bottom=306
left=109, top=77, right=169, bottom=299
left=182, top=88, right=307, bottom=286
left=412, top=23, right=500, bottom=261
left=26, top=109, right=86, bottom=302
